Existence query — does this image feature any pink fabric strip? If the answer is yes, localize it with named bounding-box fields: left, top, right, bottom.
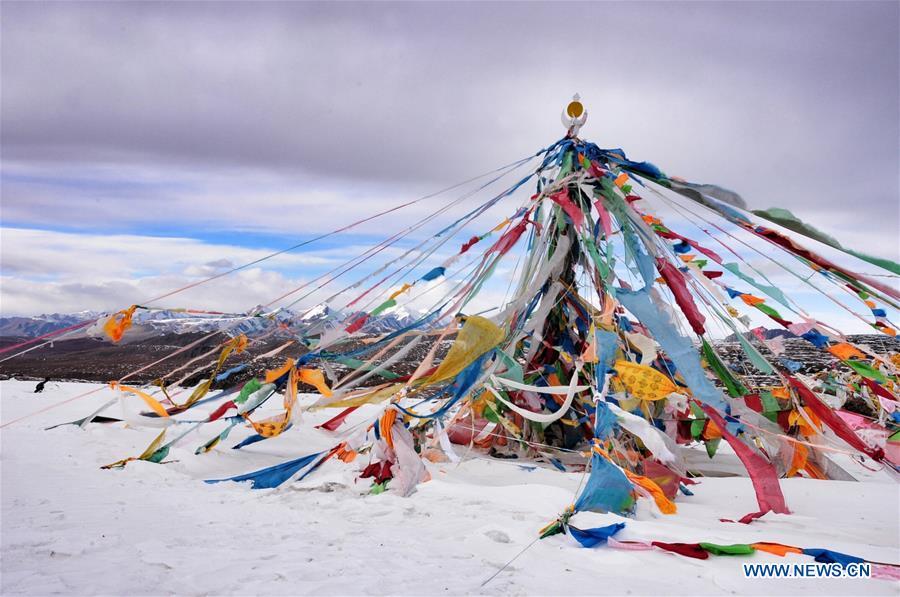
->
left=594, top=199, right=614, bottom=238
left=608, top=538, right=653, bottom=551
left=872, top=565, right=900, bottom=581
left=549, top=188, right=584, bottom=230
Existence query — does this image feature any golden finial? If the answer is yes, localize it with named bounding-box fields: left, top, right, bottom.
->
left=562, top=93, right=587, bottom=137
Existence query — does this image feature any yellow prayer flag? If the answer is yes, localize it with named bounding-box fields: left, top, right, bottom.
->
left=613, top=360, right=678, bottom=401
left=427, top=316, right=505, bottom=384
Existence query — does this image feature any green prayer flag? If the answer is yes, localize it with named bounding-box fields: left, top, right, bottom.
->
left=701, top=340, right=747, bottom=397
left=691, top=418, right=706, bottom=439
left=370, top=298, right=397, bottom=317
left=699, top=542, right=755, bottom=556
left=845, top=360, right=888, bottom=383
left=235, top=378, right=263, bottom=404
left=760, top=391, right=780, bottom=413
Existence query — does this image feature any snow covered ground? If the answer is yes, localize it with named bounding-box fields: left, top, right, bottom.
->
left=2, top=379, right=898, bottom=596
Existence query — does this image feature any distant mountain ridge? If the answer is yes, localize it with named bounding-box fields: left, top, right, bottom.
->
left=0, top=311, right=101, bottom=338
left=723, top=328, right=797, bottom=343
left=0, top=303, right=426, bottom=339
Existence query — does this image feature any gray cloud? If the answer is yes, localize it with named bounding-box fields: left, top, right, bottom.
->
left=1, top=1, right=898, bottom=256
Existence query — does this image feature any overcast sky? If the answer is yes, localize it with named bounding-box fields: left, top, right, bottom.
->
left=1, top=1, right=898, bottom=328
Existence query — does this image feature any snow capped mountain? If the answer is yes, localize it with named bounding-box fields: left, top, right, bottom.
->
left=0, top=303, right=426, bottom=339
left=0, top=311, right=101, bottom=338
left=300, top=303, right=332, bottom=321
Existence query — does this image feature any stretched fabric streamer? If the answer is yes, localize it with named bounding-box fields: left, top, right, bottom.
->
left=802, top=548, right=866, bottom=567
left=171, top=335, right=249, bottom=410
left=567, top=522, right=626, bottom=548
left=753, top=226, right=900, bottom=302
left=573, top=452, right=634, bottom=515
left=368, top=299, right=397, bottom=317
left=298, top=368, right=333, bottom=397
left=102, top=305, right=138, bottom=343
left=607, top=538, right=653, bottom=551
left=333, top=335, right=423, bottom=392
left=244, top=367, right=299, bottom=438
left=235, top=379, right=263, bottom=404
left=872, top=565, right=900, bottom=581
left=617, top=288, right=729, bottom=412
left=588, top=146, right=667, bottom=181
left=828, top=342, right=868, bottom=361
left=389, top=421, right=429, bottom=496
left=324, top=383, right=403, bottom=409
left=721, top=263, right=791, bottom=310
left=607, top=403, right=676, bottom=464
left=594, top=198, right=613, bottom=237
left=488, top=218, right=530, bottom=255
left=655, top=258, right=706, bottom=335
left=752, top=207, right=900, bottom=275
left=548, top=188, right=584, bottom=230
left=845, top=360, right=889, bottom=383
left=45, top=413, right=122, bottom=430
left=427, top=316, right=504, bottom=383
left=421, top=266, right=446, bottom=281
left=316, top=406, right=358, bottom=431
left=649, top=221, right=723, bottom=264
left=787, top=375, right=885, bottom=461
left=671, top=176, right=900, bottom=299
left=700, top=340, right=747, bottom=398
left=332, top=356, right=401, bottom=380
left=101, top=428, right=167, bottom=469
left=613, top=360, right=679, bottom=401
left=733, top=331, right=777, bottom=375
left=699, top=404, right=789, bottom=520
left=862, top=378, right=897, bottom=402
left=699, top=543, right=755, bottom=556
left=195, top=419, right=240, bottom=454
left=752, top=542, right=802, bottom=557
left=237, top=383, right=278, bottom=415
left=207, top=400, right=237, bottom=422
left=490, top=375, right=590, bottom=394
left=486, top=372, right=582, bottom=424
left=651, top=542, right=709, bottom=560
left=642, top=460, right=684, bottom=500
left=205, top=451, right=323, bottom=489
left=216, top=364, right=247, bottom=382
left=669, top=179, right=899, bottom=302
left=625, top=332, right=658, bottom=364
left=232, top=432, right=277, bottom=450
left=345, top=314, right=369, bottom=334
left=265, top=359, right=295, bottom=384
left=394, top=353, right=489, bottom=420
left=623, top=469, right=676, bottom=514
left=113, top=383, right=169, bottom=418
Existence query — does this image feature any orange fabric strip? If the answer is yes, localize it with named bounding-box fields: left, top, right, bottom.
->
left=624, top=469, right=676, bottom=514
left=117, top=383, right=169, bottom=418
left=265, top=358, right=296, bottom=384
left=751, top=542, right=802, bottom=557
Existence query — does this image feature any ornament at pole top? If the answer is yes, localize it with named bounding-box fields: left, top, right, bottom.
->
left=562, top=94, right=587, bottom=138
